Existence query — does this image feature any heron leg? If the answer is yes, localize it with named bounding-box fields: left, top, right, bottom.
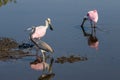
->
left=48, top=58, right=54, bottom=73
left=36, top=47, right=39, bottom=58
left=41, top=50, right=46, bottom=62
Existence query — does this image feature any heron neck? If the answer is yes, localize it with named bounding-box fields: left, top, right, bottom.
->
left=29, top=28, right=38, bottom=47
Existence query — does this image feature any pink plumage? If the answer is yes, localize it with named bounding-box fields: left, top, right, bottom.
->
left=30, top=62, right=49, bottom=70
left=32, top=26, right=47, bottom=39
left=29, top=18, right=53, bottom=40
left=89, top=41, right=99, bottom=50
left=87, top=10, right=98, bottom=23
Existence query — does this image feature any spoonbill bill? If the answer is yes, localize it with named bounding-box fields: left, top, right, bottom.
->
left=27, top=18, right=53, bottom=39
left=81, top=10, right=98, bottom=27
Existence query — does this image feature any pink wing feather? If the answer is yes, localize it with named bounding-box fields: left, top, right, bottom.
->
left=32, top=26, right=47, bottom=39
left=87, top=10, right=98, bottom=23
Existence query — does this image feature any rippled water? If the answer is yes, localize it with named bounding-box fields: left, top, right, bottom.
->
left=0, top=0, right=120, bottom=80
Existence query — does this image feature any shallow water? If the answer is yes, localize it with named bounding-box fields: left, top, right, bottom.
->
left=0, top=0, right=120, bottom=80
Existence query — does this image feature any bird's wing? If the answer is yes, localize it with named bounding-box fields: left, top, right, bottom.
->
left=36, top=40, right=54, bottom=53
left=32, top=26, right=47, bottom=39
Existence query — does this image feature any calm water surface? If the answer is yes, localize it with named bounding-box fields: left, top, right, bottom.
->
left=0, top=0, right=120, bottom=80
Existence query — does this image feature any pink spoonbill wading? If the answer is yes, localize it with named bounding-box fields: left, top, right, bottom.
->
left=81, top=10, right=98, bottom=27
left=27, top=18, right=53, bottom=39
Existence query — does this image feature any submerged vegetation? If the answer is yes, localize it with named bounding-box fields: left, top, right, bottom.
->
left=0, top=37, right=33, bottom=61
left=0, top=37, right=88, bottom=64
left=0, top=37, right=18, bottom=51
left=55, top=55, right=88, bottom=64
left=0, top=0, right=16, bottom=7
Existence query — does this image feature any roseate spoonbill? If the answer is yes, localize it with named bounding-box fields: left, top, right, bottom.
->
left=81, top=10, right=98, bottom=27
left=27, top=27, right=54, bottom=61
left=27, top=18, right=53, bottom=39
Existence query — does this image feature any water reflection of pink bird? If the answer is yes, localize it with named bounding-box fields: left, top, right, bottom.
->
left=30, top=57, right=54, bottom=72
left=30, top=57, right=49, bottom=71
left=30, top=62, right=49, bottom=71
left=81, top=10, right=98, bottom=27
left=81, top=25, right=99, bottom=50
left=88, top=35, right=99, bottom=50
left=30, top=57, right=55, bottom=80
left=27, top=18, right=53, bottom=39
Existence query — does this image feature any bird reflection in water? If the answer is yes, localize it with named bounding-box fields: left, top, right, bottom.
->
left=81, top=26, right=99, bottom=50
left=81, top=16, right=99, bottom=50
left=30, top=56, right=55, bottom=80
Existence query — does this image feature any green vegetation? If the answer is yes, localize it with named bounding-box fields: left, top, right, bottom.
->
left=0, top=0, right=16, bottom=7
